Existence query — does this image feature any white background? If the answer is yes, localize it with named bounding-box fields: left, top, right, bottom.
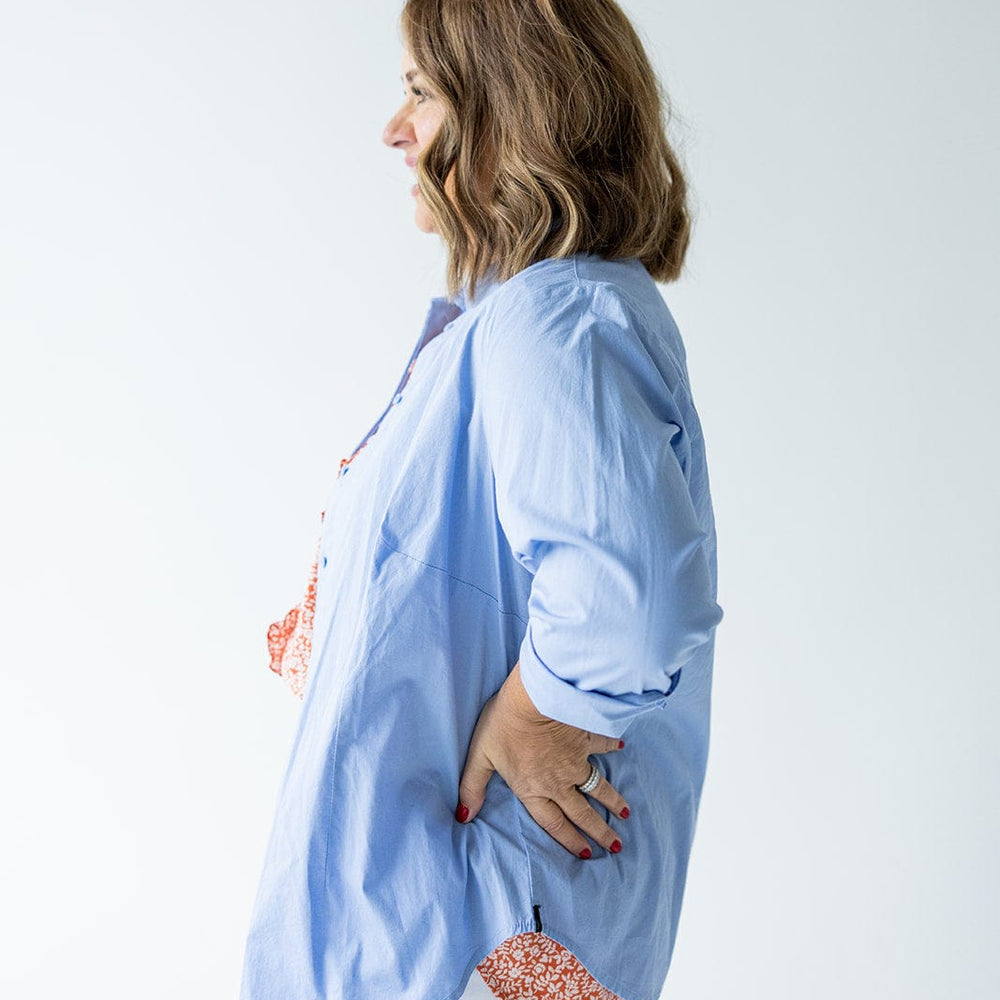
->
left=1, top=2, right=997, bottom=998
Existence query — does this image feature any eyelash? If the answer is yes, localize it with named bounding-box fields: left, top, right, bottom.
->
left=408, top=86, right=429, bottom=104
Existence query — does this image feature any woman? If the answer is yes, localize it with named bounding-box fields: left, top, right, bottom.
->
left=240, top=2, right=724, bottom=999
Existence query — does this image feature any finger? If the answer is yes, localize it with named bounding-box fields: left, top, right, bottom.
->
left=521, top=794, right=594, bottom=859
left=579, top=769, right=630, bottom=822
left=560, top=785, right=623, bottom=854
left=457, top=741, right=496, bottom=823
left=584, top=731, right=626, bottom=754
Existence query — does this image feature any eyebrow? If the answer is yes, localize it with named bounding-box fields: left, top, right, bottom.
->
left=401, top=70, right=422, bottom=83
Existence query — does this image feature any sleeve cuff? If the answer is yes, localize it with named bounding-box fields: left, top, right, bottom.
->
left=516, top=627, right=682, bottom=739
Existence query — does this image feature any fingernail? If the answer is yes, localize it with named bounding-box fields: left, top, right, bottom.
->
left=619, top=806, right=629, bottom=819
left=618, top=740, right=625, bottom=749
left=578, top=847, right=592, bottom=859
left=610, top=839, right=622, bottom=854
left=455, top=803, right=469, bottom=822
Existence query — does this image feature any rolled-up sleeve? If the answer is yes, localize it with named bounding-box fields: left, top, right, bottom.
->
left=477, top=278, right=724, bottom=738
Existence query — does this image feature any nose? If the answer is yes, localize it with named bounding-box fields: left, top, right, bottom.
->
left=382, top=104, right=415, bottom=150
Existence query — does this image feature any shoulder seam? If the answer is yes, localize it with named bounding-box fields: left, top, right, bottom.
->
left=570, top=266, right=692, bottom=394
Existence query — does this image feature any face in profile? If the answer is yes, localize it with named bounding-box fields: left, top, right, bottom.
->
left=382, top=49, right=448, bottom=234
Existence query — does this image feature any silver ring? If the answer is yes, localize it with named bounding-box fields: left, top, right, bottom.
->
left=576, top=762, right=601, bottom=795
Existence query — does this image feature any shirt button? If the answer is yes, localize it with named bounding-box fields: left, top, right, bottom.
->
left=322, top=556, right=328, bottom=568
left=393, top=393, right=404, bottom=405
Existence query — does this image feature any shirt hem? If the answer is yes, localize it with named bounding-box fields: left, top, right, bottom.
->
left=442, top=920, right=537, bottom=1000
left=449, top=923, right=663, bottom=1000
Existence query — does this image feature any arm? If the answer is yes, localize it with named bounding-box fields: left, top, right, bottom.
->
left=477, top=279, right=724, bottom=739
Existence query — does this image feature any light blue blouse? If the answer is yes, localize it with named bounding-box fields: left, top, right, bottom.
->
left=239, top=253, right=724, bottom=1000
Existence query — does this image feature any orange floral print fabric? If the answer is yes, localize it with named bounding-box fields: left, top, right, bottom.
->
left=266, top=511, right=323, bottom=700
left=476, top=932, right=625, bottom=1000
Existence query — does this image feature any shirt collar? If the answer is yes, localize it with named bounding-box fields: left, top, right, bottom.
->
left=449, top=212, right=566, bottom=312
left=450, top=263, right=503, bottom=313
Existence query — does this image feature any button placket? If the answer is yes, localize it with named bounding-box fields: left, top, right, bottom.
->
left=336, top=297, right=463, bottom=478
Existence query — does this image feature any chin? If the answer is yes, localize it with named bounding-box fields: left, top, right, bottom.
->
left=414, top=206, right=438, bottom=234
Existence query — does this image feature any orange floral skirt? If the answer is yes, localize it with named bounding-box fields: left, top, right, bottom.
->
left=475, top=932, right=625, bottom=999
left=267, top=529, right=624, bottom=1000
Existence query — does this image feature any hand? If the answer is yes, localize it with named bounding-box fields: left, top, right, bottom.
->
left=455, top=661, right=630, bottom=858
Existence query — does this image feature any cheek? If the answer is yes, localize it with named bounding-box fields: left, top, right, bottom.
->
left=417, top=109, right=446, bottom=145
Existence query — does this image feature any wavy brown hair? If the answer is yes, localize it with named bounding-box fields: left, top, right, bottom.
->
left=399, top=0, right=693, bottom=302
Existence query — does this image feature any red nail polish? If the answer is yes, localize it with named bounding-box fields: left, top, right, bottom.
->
left=610, top=839, right=622, bottom=854
left=618, top=739, right=625, bottom=749
left=619, top=806, right=629, bottom=819
left=455, top=803, right=469, bottom=822
left=579, top=847, right=592, bottom=859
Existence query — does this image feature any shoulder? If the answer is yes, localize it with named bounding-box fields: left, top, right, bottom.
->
left=471, top=256, right=697, bottom=441
left=474, top=255, right=689, bottom=389
left=476, top=255, right=657, bottom=361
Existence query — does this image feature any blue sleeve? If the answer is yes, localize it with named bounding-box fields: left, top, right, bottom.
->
left=477, top=278, right=724, bottom=738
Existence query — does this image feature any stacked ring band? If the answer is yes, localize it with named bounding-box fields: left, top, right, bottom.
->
left=576, top=763, right=601, bottom=794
